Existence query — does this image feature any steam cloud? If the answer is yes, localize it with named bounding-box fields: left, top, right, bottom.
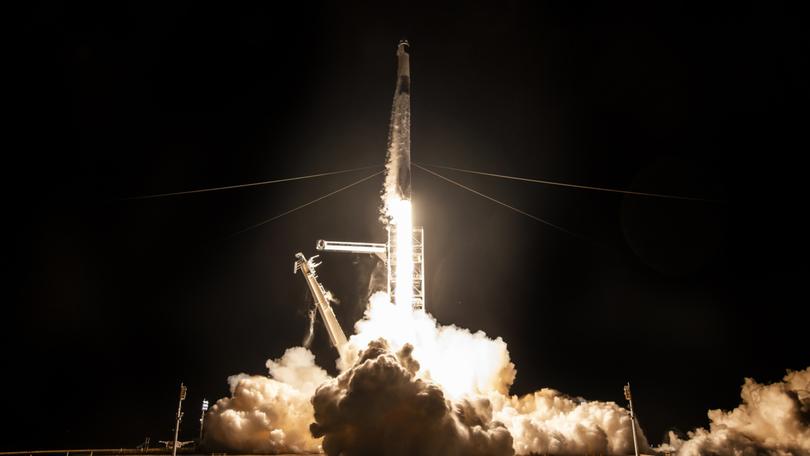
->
left=660, top=367, right=810, bottom=456
left=204, top=347, right=329, bottom=453
left=493, top=389, right=650, bottom=455
left=205, top=295, right=657, bottom=455
left=311, top=338, right=514, bottom=456
left=204, top=291, right=808, bottom=455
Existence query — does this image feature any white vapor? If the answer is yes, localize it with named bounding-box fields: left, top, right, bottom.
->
left=205, top=292, right=653, bottom=455
left=203, top=347, right=329, bottom=453
left=311, top=338, right=514, bottom=456
left=345, top=292, right=516, bottom=398
left=323, top=292, right=651, bottom=455
left=203, top=287, right=808, bottom=455
left=492, top=389, right=648, bottom=455
left=660, top=367, right=810, bottom=456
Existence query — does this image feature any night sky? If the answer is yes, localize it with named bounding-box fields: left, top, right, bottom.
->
left=9, top=1, right=808, bottom=451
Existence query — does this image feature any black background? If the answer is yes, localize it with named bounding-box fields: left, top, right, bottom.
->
left=8, top=1, right=808, bottom=451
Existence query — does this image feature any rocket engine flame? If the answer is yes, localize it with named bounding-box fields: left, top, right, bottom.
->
left=310, top=338, right=515, bottom=456
left=346, top=292, right=515, bottom=399
left=389, top=197, right=414, bottom=308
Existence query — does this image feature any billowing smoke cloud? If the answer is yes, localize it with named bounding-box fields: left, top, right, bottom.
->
left=203, top=290, right=809, bottom=455
left=492, top=389, right=650, bottom=455
left=202, top=273, right=807, bottom=456
left=203, top=347, right=329, bottom=453
left=342, top=293, right=650, bottom=455
left=345, top=292, right=516, bottom=398
left=660, top=367, right=810, bottom=456
left=205, top=293, right=653, bottom=455
left=311, top=338, right=514, bottom=456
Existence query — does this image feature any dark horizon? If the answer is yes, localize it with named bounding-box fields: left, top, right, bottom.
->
left=8, top=1, right=808, bottom=451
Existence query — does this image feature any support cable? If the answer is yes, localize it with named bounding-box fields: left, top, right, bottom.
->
left=417, top=163, right=722, bottom=203
left=124, top=165, right=381, bottom=200
left=414, top=163, right=580, bottom=239
left=230, top=170, right=384, bottom=237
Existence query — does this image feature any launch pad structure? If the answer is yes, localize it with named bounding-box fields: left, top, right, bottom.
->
left=316, top=225, right=425, bottom=311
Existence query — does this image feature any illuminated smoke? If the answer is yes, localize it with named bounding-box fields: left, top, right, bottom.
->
left=346, top=292, right=515, bottom=398
left=332, top=292, right=650, bottom=455
left=206, top=290, right=656, bottom=455
left=310, top=338, right=514, bottom=456
left=203, top=347, right=329, bottom=453
left=492, top=389, right=650, bottom=455
left=204, top=286, right=807, bottom=455
left=659, top=367, right=810, bottom=456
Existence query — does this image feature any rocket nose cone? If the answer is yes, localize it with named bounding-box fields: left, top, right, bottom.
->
left=397, top=40, right=410, bottom=56
left=397, top=43, right=411, bottom=81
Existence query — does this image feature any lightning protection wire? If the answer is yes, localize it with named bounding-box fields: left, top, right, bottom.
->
left=417, top=163, right=723, bottom=203
left=230, top=170, right=384, bottom=237
left=414, top=163, right=581, bottom=239
left=124, top=165, right=382, bottom=200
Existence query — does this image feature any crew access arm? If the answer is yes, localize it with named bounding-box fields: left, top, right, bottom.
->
left=293, top=253, right=348, bottom=356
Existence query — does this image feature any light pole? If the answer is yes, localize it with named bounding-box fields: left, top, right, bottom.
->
left=199, top=399, right=209, bottom=441
left=624, top=383, right=640, bottom=456
left=172, top=382, right=186, bottom=456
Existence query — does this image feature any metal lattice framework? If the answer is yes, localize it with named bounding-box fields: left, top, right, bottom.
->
left=386, top=226, right=425, bottom=311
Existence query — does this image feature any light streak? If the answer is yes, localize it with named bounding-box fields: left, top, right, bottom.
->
left=231, top=170, right=383, bottom=236
left=124, top=165, right=381, bottom=200
left=418, top=163, right=723, bottom=202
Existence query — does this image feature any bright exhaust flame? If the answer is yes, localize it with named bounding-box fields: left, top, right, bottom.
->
left=347, top=292, right=515, bottom=400
left=389, top=197, right=413, bottom=308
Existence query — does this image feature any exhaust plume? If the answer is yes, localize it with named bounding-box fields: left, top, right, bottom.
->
left=205, top=292, right=654, bottom=455
left=341, top=292, right=651, bottom=455
left=204, top=288, right=807, bottom=455
left=346, top=292, right=515, bottom=398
